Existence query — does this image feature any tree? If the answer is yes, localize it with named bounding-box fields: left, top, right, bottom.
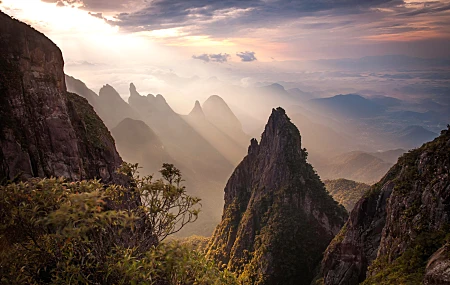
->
left=0, top=163, right=235, bottom=284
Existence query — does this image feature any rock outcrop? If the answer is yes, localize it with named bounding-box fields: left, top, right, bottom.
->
left=0, top=11, right=122, bottom=182
left=321, top=126, right=450, bottom=284
left=207, top=107, right=348, bottom=285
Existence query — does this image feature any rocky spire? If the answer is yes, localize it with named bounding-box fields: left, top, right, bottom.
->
left=129, top=83, right=140, bottom=98
left=189, top=100, right=205, bottom=118
left=207, top=107, right=348, bottom=285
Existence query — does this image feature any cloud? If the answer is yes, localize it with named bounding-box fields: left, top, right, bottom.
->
left=192, top=54, right=210, bottom=62
left=88, top=12, right=104, bottom=19
left=236, top=51, right=257, bottom=62
left=192, top=53, right=230, bottom=63
left=209, top=53, right=230, bottom=63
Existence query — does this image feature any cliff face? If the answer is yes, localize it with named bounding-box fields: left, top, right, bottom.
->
left=207, top=108, right=348, bottom=285
left=321, top=126, right=450, bottom=285
left=0, top=11, right=122, bottom=182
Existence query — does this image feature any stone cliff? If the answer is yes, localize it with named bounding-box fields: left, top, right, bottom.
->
left=0, top=11, right=122, bottom=182
left=321, top=126, right=450, bottom=285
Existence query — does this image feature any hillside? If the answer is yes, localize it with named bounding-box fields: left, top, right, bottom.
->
left=315, top=151, right=394, bottom=184
left=321, top=126, right=450, bottom=284
left=324, top=179, right=370, bottom=211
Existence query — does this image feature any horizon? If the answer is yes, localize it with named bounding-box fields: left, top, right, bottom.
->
left=1, top=0, right=449, bottom=113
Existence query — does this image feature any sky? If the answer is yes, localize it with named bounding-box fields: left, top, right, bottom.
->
left=1, top=0, right=449, bottom=111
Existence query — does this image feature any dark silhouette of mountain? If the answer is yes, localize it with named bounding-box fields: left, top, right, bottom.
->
left=369, top=96, right=403, bottom=108
left=287, top=87, right=316, bottom=101
left=127, top=84, right=236, bottom=235
left=65, top=74, right=100, bottom=109
left=315, top=151, right=394, bottom=184
left=111, top=118, right=174, bottom=174
left=207, top=108, right=347, bottom=285
left=97, top=84, right=141, bottom=128
left=65, top=75, right=141, bottom=129
left=393, top=125, right=438, bottom=149
left=321, top=126, right=450, bottom=284
left=0, top=11, right=122, bottom=182
left=370, top=148, right=406, bottom=164
left=324, top=179, right=370, bottom=212
left=308, top=94, right=385, bottom=118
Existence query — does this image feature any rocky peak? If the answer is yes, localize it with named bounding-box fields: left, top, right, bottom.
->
left=0, top=11, right=123, bottom=182
left=129, top=82, right=139, bottom=98
left=99, top=84, right=123, bottom=101
left=320, top=126, right=450, bottom=285
left=207, top=107, right=347, bottom=285
left=189, top=100, right=205, bottom=118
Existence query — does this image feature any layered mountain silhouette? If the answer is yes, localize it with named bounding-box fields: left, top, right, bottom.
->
left=308, top=94, right=385, bottom=119
left=321, top=126, right=450, bottom=284
left=315, top=151, right=395, bottom=184
left=183, top=99, right=248, bottom=165
left=66, top=76, right=252, bottom=235
left=207, top=107, right=347, bottom=285
left=66, top=75, right=141, bottom=129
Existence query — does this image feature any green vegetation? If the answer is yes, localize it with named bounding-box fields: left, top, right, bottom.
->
left=363, top=231, right=449, bottom=285
left=0, top=163, right=236, bottom=284
left=66, top=91, right=112, bottom=149
left=324, top=179, right=370, bottom=211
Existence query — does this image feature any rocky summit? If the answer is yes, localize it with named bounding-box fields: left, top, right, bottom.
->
left=0, top=11, right=122, bottom=182
left=321, top=126, right=450, bottom=285
left=207, top=107, right=348, bottom=285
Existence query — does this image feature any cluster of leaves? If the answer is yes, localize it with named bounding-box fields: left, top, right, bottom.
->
left=0, top=163, right=236, bottom=284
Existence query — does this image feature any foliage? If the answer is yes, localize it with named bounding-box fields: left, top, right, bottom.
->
left=362, top=231, right=449, bottom=285
left=324, top=179, right=370, bottom=211
left=0, top=163, right=234, bottom=284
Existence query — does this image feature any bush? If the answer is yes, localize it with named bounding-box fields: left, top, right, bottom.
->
left=0, top=163, right=236, bottom=284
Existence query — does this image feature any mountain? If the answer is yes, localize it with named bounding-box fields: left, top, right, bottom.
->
left=207, top=108, right=348, bottom=285
left=128, top=85, right=237, bottom=235
left=288, top=111, right=354, bottom=157
left=184, top=100, right=247, bottom=165
left=97, top=84, right=141, bottom=128
left=308, top=94, right=385, bottom=119
left=0, top=11, right=122, bottom=182
left=111, top=118, right=173, bottom=174
left=320, top=126, right=450, bottom=284
left=65, top=75, right=141, bottom=129
left=315, top=151, right=394, bottom=184
left=324, top=179, right=370, bottom=212
left=202, top=95, right=250, bottom=148
left=370, top=148, right=406, bottom=164
left=392, top=125, right=438, bottom=149
left=369, top=96, right=403, bottom=108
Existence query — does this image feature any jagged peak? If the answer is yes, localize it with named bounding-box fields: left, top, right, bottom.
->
left=99, top=84, right=123, bottom=100
left=189, top=100, right=205, bottom=117
left=129, top=82, right=141, bottom=98
left=248, top=138, right=259, bottom=155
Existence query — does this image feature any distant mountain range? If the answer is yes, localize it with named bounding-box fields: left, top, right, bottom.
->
left=66, top=75, right=250, bottom=235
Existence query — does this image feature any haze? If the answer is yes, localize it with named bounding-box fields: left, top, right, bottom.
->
left=2, top=0, right=448, bottom=234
